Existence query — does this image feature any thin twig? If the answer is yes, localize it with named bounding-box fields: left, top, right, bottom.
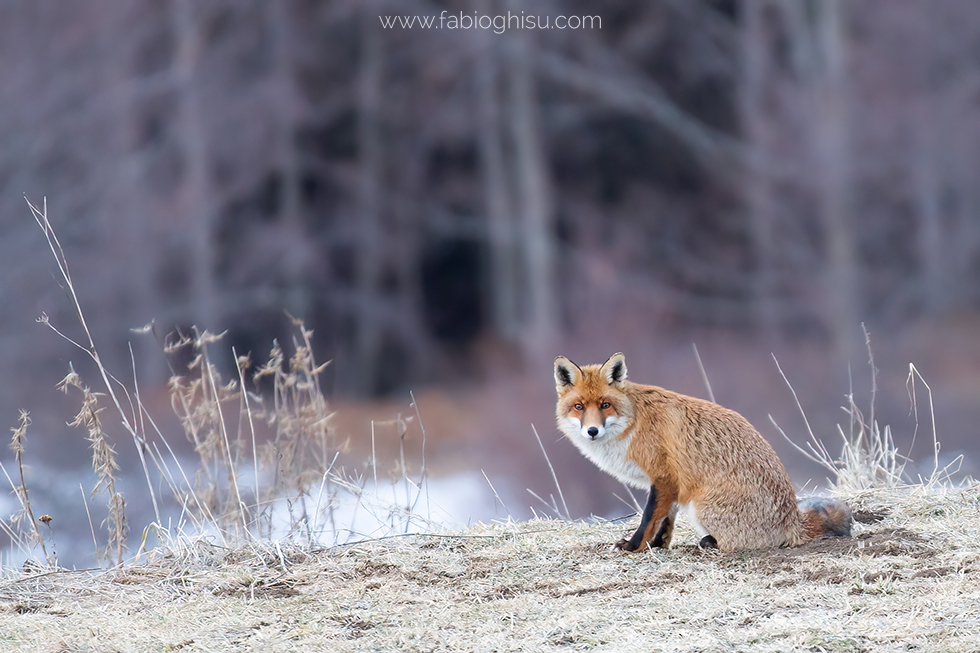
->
left=199, top=332, right=248, bottom=537
left=129, top=342, right=161, bottom=524
left=79, top=484, right=99, bottom=565
left=531, top=424, right=569, bottom=519
left=409, top=391, right=430, bottom=521
left=481, top=470, right=510, bottom=515
left=692, top=343, right=715, bottom=403
left=233, top=346, right=261, bottom=540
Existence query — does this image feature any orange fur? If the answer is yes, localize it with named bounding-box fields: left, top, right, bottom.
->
left=555, top=353, right=851, bottom=552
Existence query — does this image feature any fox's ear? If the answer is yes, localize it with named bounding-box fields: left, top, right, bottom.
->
left=554, top=356, right=581, bottom=394
left=600, top=352, right=628, bottom=386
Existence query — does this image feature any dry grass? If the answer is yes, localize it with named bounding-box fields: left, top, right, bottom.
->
left=6, top=199, right=980, bottom=651
left=1, top=485, right=979, bottom=652
left=770, top=324, right=964, bottom=495
left=1, top=198, right=435, bottom=567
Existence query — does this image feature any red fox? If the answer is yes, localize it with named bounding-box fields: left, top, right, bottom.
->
left=554, top=352, right=851, bottom=552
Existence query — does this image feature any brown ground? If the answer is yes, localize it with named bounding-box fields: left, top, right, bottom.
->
left=2, top=485, right=979, bottom=652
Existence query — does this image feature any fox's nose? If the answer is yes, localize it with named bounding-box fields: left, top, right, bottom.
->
left=587, top=426, right=599, bottom=438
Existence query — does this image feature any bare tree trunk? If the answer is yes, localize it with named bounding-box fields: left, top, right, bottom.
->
left=783, top=0, right=859, bottom=361
left=114, top=10, right=173, bottom=385
left=354, top=2, right=384, bottom=394
left=504, top=1, right=557, bottom=364
left=914, top=124, right=947, bottom=314
left=813, top=0, right=859, bottom=362
left=739, top=0, right=779, bottom=339
left=98, top=3, right=168, bottom=380
left=476, top=1, right=520, bottom=343
left=267, top=0, right=310, bottom=321
left=952, top=129, right=980, bottom=302
left=172, top=0, right=220, bottom=332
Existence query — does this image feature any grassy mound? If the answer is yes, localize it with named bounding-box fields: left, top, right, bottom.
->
left=3, top=484, right=979, bottom=652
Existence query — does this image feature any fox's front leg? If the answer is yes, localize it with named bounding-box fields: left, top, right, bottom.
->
left=615, top=485, right=678, bottom=551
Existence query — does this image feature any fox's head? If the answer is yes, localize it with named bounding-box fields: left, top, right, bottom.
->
left=554, top=353, right=632, bottom=442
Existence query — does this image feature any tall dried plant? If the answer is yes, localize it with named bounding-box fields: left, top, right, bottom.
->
left=252, top=317, right=340, bottom=541
left=6, top=411, right=54, bottom=566
left=21, top=196, right=432, bottom=562
left=769, top=324, right=960, bottom=492
left=166, top=328, right=250, bottom=539
left=25, top=196, right=163, bottom=564
left=58, top=367, right=127, bottom=565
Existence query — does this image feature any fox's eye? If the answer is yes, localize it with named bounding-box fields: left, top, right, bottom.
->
left=601, top=402, right=611, bottom=410
left=573, top=403, right=584, bottom=411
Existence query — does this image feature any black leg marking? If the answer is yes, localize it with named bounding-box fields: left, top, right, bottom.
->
left=628, top=485, right=658, bottom=548
left=651, top=514, right=673, bottom=548
left=698, top=535, right=718, bottom=550
left=616, top=485, right=657, bottom=551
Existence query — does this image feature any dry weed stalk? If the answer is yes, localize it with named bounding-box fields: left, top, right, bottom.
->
left=25, top=196, right=166, bottom=563
left=4, top=411, right=54, bottom=566
left=58, top=367, right=127, bottom=565
left=20, top=196, right=438, bottom=562
left=529, top=424, right=570, bottom=520
left=165, top=329, right=251, bottom=539
left=161, top=317, right=360, bottom=546
left=906, top=362, right=963, bottom=487
left=252, top=318, right=340, bottom=542
left=770, top=324, right=960, bottom=493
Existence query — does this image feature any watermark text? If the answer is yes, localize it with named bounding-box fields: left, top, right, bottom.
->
left=379, top=11, right=601, bottom=34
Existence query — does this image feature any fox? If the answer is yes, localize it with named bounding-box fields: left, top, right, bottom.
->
left=554, top=352, right=852, bottom=552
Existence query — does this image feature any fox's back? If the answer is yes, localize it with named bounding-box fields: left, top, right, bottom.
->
left=626, top=382, right=793, bottom=484
left=610, top=382, right=799, bottom=548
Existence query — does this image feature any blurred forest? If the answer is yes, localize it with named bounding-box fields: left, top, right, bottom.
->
left=3, top=0, right=980, bottom=528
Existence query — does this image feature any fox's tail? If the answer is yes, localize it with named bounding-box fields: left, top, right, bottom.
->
left=797, top=497, right=852, bottom=540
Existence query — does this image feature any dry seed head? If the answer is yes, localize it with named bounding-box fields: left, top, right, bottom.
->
left=194, top=329, right=228, bottom=347
left=290, top=345, right=310, bottom=369
left=9, top=409, right=30, bottom=454
left=254, top=341, right=284, bottom=379
left=57, top=366, right=82, bottom=393
left=164, top=331, right=194, bottom=353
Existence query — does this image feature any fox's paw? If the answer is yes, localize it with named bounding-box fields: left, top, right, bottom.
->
left=697, top=535, right=721, bottom=555
left=698, top=535, right=718, bottom=550
left=613, top=538, right=640, bottom=552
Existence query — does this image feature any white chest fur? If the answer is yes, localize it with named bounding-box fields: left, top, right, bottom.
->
left=557, top=417, right=650, bottom=489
